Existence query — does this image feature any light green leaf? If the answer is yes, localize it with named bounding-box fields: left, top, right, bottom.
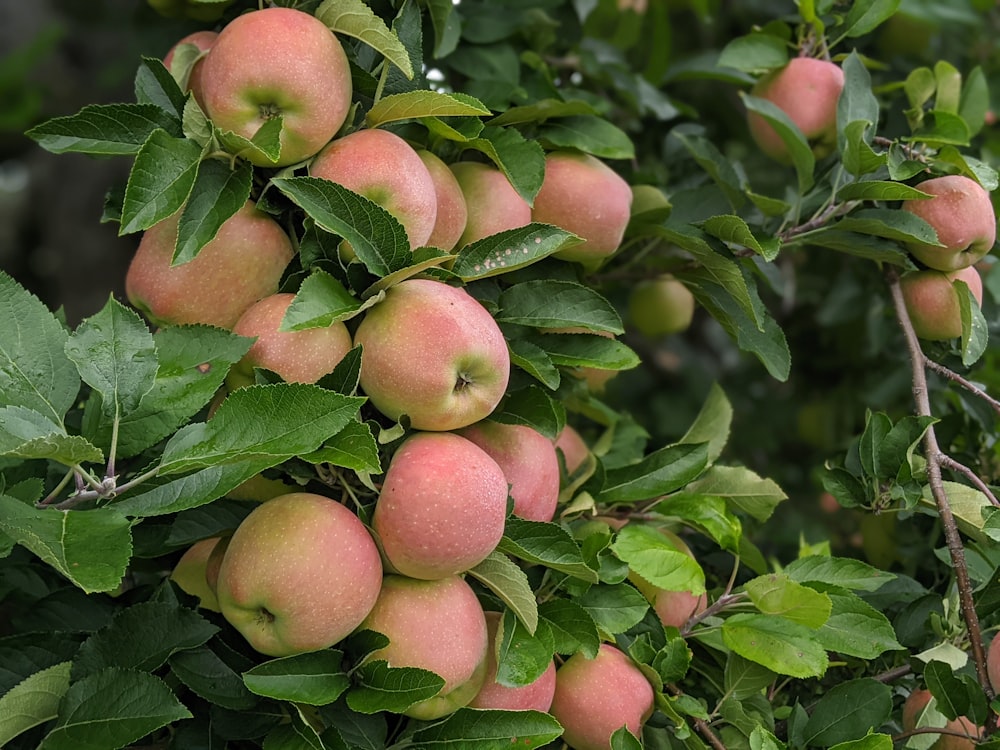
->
left=672, top=464, right=785, bottom=522
left=837, top=181, right=932, bottom=201
left=0, top=406, right=103, bottom=465
left=700, top=215, right=780, bottom=261
left=839, top=0, right=902, bottom=38
left=366, top=90, right=490, bottom=128
left=282, top=270, right=362, bottom=331
left=493, top=610, right=554, bottom=687
left=575, top=583, right=649, bottom=635
left=468, top=551, right=539, bottom=634
left=721, top=613, right=828, bottom=678
left=808, top=585, right=902, bottom=659
left=744, top=573, right=832, bottom=628
left=677, top=382, right=732, bottom=465
left=0, top=662, right=72, bottom=748
left=466, top=125, right=546, bottom=206
left=538, top=599, right=600, bottom=658
left=316, top=0, right=414, bottom=79
left=301, top=420, right=382, bottom=475
left=718, top=33, right=789, bottom=74
left=784, top=555, right=894, bottom=591
left=611, top=524, right=705, bottom=594
left=958, top=279, right=989, bottom=366
left=835, top=208, right=941, bottom=246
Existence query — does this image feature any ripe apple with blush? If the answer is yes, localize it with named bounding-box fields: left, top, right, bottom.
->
left=197, top=7, right=352, bottom=167
left=373, top=431, right=508, bottom=579
left=902, top=688, right=980, bottom=750
left=469, top=611, right=557, bottom=711
left=449, top=161, right=532, bottom=247
left=353, top=278, right=511, bottom=431
left=554, top=423, right=590, bottom=480
left=126, top=199, right=294, bottom=330
left=162, top=30, right=217, bottom=103
left=416, top=149, right=468, bottom=251
left=900, top=265, right=983, bottom=341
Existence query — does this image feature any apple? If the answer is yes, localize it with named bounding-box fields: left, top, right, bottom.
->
left=215, top=492, right=383, bottom=657
left=358, top=574, right=489, bottom=720
left=629, top=184, right=671, bottom=218
left=988, top=632, right=1000, bottom=694
left=900, top=265, right=983, bottom=340
left=623, top=525, right=707, bottom=630
left=170, top=537, right=222, bottom=612
left=417, top=149, right=468, bottom=251
left=549, top=643, right=655, bottom=750
left=225, top=471, right=300, bottom=503
left=162, top=30, right=217, bottom=101
left=531, top=150, right=633, bottom=268
left=627, top=275, right=696, bottom=337
left=373, top=431, right=509, bottom=579
left=554, top=424, right=590, bottom=479
left=311, top=129, right=438, bottom=249
left=902, top=689, right=980, bottom=750
left=747, top=57, right=844, bottom=164
left=902, top=175, right=997, bottom=271
left=449, top=161, right=532, bottom=247
left=198, top=7, right=353, bottom=167
left=458, top=420, right=560, bottom=522
left=126, top=200, right=295, bottom=330
left=353, top=278, right=511, bottom=431
left=226, top=292, right=354, bottom=389
left=468, top=611, right=557, bottom=711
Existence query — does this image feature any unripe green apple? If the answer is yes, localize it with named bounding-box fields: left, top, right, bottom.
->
left=900, top=265, right=983, bottom=341
left=359, top=574, right=489, bottom=720
left=126, top=200, right=295, bottom=330
left=469, top=611, right=557, bottom=711
left=549, top=643, right=655, bottom=750
left=532, top=151, right=633, bottom=268
left=627, top=275, right=696, bottom=337
left=170, top=536, right=222, bottom=612
left=901, top=175, right=997, bottom=271
left=198, top=7, right=352, bottom=167
left=226, top=292, right=354, bottom=389
left=449, top=161, right=532, bottom=247
left=215, top=492, right=383, bottom=657
left=416, top=149, right=468, bottom=252
left=902, top=689, right=980, bottom=750
left=629, top=184, right=671, bottom=217
left=747, top=57, right=844, bottom=164
left=353, top=278, right=511, bottom=431
left=458, top=420, right=560, bottom=522
left=311, top=129, right=438, bottom=249
left=373, top=432, right=508, bottom=579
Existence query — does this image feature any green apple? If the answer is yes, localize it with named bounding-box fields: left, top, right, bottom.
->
left=353, top=278, right=511, bottom=431
left=627, top=275, right=696, bottom=337
left=902, top=174, right=997, bottom=271
left=215, top=492, right=383, bottom=657
left=170, top=536, right=222, bottom=612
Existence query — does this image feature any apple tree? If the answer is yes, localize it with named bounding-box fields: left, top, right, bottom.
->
left=2, top=0, right=1000, bottom=748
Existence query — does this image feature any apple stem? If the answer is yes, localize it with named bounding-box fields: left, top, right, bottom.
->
left=887, top=266, right=995, bottom=701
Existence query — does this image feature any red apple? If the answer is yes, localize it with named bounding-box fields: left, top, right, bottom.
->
left=449, top=161, right=532, bottom=247
left=353, top=278, right=511, bottom=431
left=198, top=7, right=353, bottom=166
left=162, top=30, right=217, bottom=102
left=900, top=265, right=983, bottom=340
left=902, top=689, right=980, bottom=750
left=554, top=424, right=590, bottom=479
left=373, top=432, right=509, bottom=579
left=215, top=492, right=383, bottom=657
left=902, top=174, right=997, bottom=271
left=126, top=200, right=295, bottom=329
left=469, top=611, right=557, bottom=711
left=416, top=149, right=468, bottom=252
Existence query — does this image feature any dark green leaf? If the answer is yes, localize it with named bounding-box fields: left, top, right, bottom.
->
left=243, top=651, right=350, bottom=706
left=453, top=224, right=581, bottom=280
left=598, top=442, right=709, bottom=504
left=717, top=33, right=789, bottom=73
left=497, top=280, right=622, bottom=333
left=839, top=0, right=902, bottom=37
left=538, top=599, right=600, bottom=658
left=406, top=708, right=563, bottom=749
left=345, top=660, right=444, bottom=715
left=301, top=420, right=382, bottom=475
left=134, top=56, right=186, bottom=120
left=173, top=159, right=253, bottom=265
left=498, top=517, right=598, bottom=582
left=120, top=130, right=203, bottom=235
left=539, top=115, right=635, bottom=159
left=24, top=103, right=182, bottom=156
left=169, top=645, right=259, bottom=710
left=802, top=679, right=893, bottom=746
left=784, top=556, right=895, bottom=591
left=740, top=93, right=815, bottom=192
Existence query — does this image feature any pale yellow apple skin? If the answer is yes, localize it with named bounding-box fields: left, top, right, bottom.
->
left=902, top=689, right=980, bottom=750
left=373, top=432, right=508, bottom=579
left=902, top=175, right=997, bottom=271
left=550, top=643, right=655, bottom=750
left=359, top=574, right=489, bottom=720
left=531, top=151, right=632, bottom=267
left=198, top=7, right=352, bottom=167
left=126, top=200, right=294, bottom=330
left=747, top=57, right=844, bottom=164
left=900, top=265, right=983, bottom=341
left=226, top=292, right=354, bottom=389
left=162, top=30, right=217, bottom=102
left=353, top=278, right=511, bottom=431
left=554, top=424, right=590, bottom=478
left=215, top=492, right=383, bottom=657
left=311, top=129, right=438, bottom=249
left=628, top=275, right=695, bottom=337
left=170, top=537, right=222, bottom=612
left=449, top=162, right=532, bottom=247
left=416, top=150, right=468, bottom=252
left=469, top=611, right=557, bottom=711
left=458, top=421, right=560, bottom=522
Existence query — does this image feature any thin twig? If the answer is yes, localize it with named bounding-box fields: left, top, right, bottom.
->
left=938, top=454, right=1000, bottom=507
left=665, top=685, right=728, bottom=750
left=923, top=357, right=1000, bottom=415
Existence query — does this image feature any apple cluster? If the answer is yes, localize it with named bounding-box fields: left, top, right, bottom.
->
left=746, top=58, right=996, bottom=341
left=133, top=5, right=681, bottom=746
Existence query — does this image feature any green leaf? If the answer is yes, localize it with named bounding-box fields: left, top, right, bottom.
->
left=497, top=280, right=622, bottom=334
left=316, top=0, right=414, bottom=80
left=215, top=116, right=283, bottom=165
left=743, top=573, right=832, bottom=628
left=36, top=668, right=191, bottom=750
left=346, top=660, right=444, bottom=715
left=598, top=442, right=709, bottom=504
left=538, top=599, right=600, bottom=658
left=858, top=410, right=893, bottom=478
left=679, top=465, right=787, bottom=521
left=839, top=0, right=902, bottom=37
left=243, top=651, right=350, bottom=706
left=134, top=55, right=185, bottom=119
left=272, top=176, right=410, bottom=277
left=802, top=679, right=893, bottom=746
left=958, top=279, right=989, bottom=366
left=65, top=297, right=158, bottom=422
left=837, top=52, right=880, bottom=149
left=784, top=556, right=894, bottom=591
left=800, top=228, right=909, bottom=264
left=492, top=385, right=565, bottom=440
left=808, top=585, right=902, bottom=659
left=173, top=158, right=253, bottom=265
left=574, top=583, right=649, bottom=635
left=72, top=601, right=218, bottom=679
left=837, top=181, right=932, bottom=201
left=924, top=660, right=970, bottom=721
left=283, top=271, right=363, bottom=331
left=120, top=130, right=203, bottom=235
left=841, top=122, right=888, bottom=177
left=301, top=420, right=382, bottom=475
left=717, top=33, right=789, bottom=74
left=24, top=103, right=182, bottom=156
left=655, top=494, right=742, bottom=552
left=0, top=496, right=132, bottom=593
left=835, top=208, right=941, bottom=246
left=526, top=330, right=639, bottom=373
left=467, top=551, right=539, bottom=634
left=493, top=610, right=554, bottom=687
left=507, top=338, right=560, bottom=390
left=676, top=382, right=733, bottom=465
left=452, top=224, right=581, bottom=280
left=829, top=735, right=893, bottom=750
left=959, top=66, right=989, bottom=137
left=0, top=406, right=103, bottom=465
left=740, top=93, right=815, bottom=193
left=498, top=517, right=598, bottom=583
left=724, top=653, right=777, bottom=700
left=168, top=645, right=260, bottom=711
left=700, top=215, right=780, bottom=261
left=366, top=91, right=490, bottom=128
left=466, top=125, right=546, bottom=206
left=721, top=613, right=828, bottom=678
left=610, top=726, right=643, bottom=750
left=878, top=415, right=935, bottom=481
left=0, top=271, right=80, bottom=425
left=158, top=384, right=364, bottom=475
left=0, top=662, right=72, bottom=748
left=405, top=708, right=563, bottom=749
left=670, top=127, right=745, bottom=210
left=488, top=98, right=598, bottom=126
left=611, top=524, right=706, bottom=593
left=538, top=115, right=635, bottom=160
